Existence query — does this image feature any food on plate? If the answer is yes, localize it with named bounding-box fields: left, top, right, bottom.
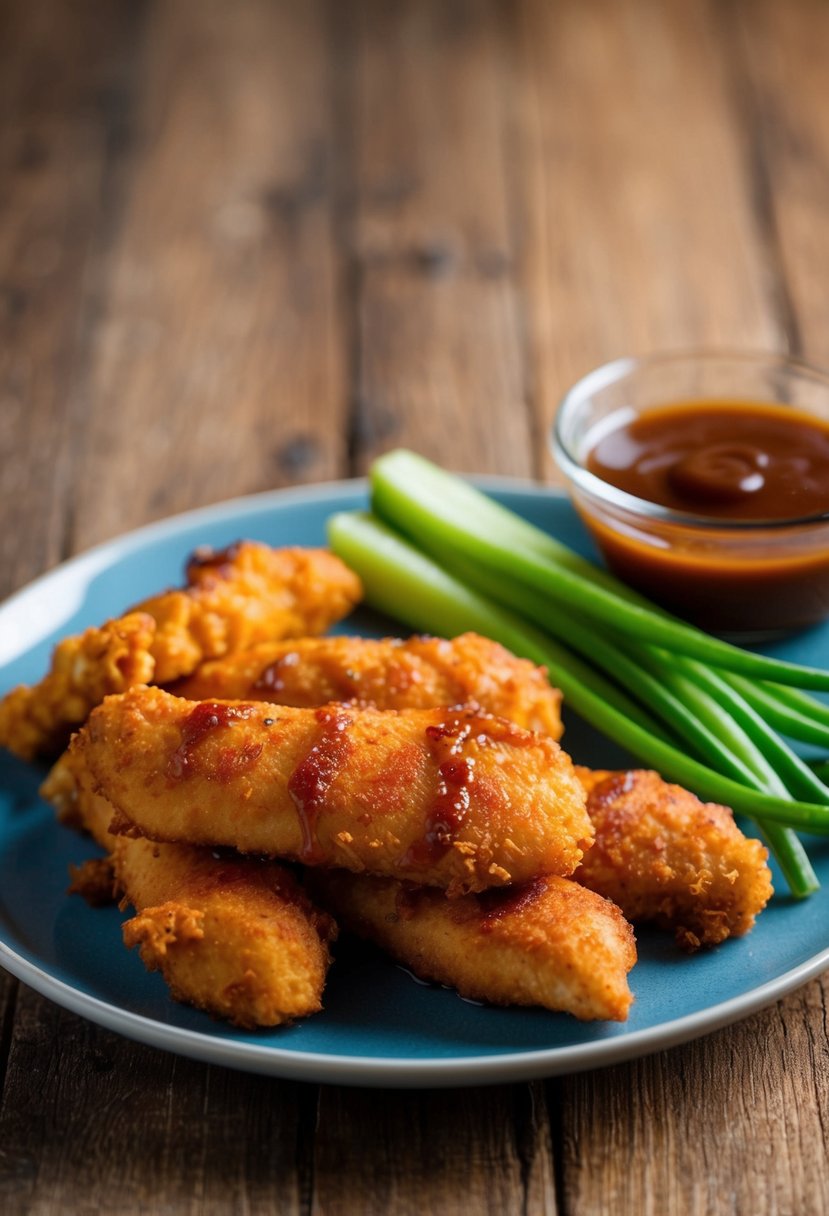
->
left=42, top=746, right=116, bottom=851
left=172, top=632, right=563, bottom=739
left=76, top=685, right=592, bottom=895
left=48, top=749, right=336, bottom=1027
left=575, top=768, right=773, bottom=950
left=20, top=524, right=790, bottom=1031
left=0, top=543, right=362, bottom=761
left=333, top=452, right=829, bottom=901
left=116, top=842, right=336, bottom=1028
left=167, top=637, right=772, bottom=949
left=309, top=870, right=636, bottom=1022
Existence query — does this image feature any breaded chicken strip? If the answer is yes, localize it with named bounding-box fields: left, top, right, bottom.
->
left=174, top=639, right=768, bottom=948
left=44, top=750, right=337, bottom=1027
left=42, top=746, right=118, bottom=851
left=310, top=870, right=636, bottom=1021
left=172, top=633, right=563, bottom=739
left=0, top=543, right=362, bottom=760
left=575, top=768, right=773, bottom=950
left=117, top=842, right=336, bottom=1028
left=78, top=686, right=591, bottom=895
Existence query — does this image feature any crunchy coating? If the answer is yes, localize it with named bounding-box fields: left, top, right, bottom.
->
left=311, top=870, right=636, bottom=1021
left=575, top=768, right=773, bottom=950
left=117, top=841, right=336, bottom=1028
left=41, top=746, right=117, bottom=851
left=0, top=543, right=362, bottom=760
left=43, top=749, right=337, bottom=1027
left=172, top=632, right=563, bottom=739
left=78, top=685, right=592, bottom=895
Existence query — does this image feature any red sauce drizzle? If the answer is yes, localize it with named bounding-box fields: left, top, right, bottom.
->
left=478, top=878, right=545, bottom=932
left=185, top=541, right=243, bottom=581
left=406, top=717, right=476, bottom=865
left=288, top=706, right=354, bottom=862
left=253, top=651, right=300, bottom=694
left=167, top=701, right=256, bottom=779
left=586, top=770, right=637, bottom=815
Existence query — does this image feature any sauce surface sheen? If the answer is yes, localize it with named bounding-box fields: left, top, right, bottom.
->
left=587, top=400, right=829, bottom=521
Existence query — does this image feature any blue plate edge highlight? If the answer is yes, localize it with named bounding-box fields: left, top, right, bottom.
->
left=1, top=476, right=828, bottom=1088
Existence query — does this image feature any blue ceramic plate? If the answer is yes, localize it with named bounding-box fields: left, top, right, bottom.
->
left=2, top=480, right=829, bottom=1089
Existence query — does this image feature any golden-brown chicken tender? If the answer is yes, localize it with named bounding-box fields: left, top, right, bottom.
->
left=44, top=750, right=337, bottom=1027
left=117, top=841, right=336, bottom=1028
left=78, top=685, right=592, bottom=895
left=172, top=633, right=563, bottom=739
left=0, top=543, right=362, bottom=760
left=41, top=746, right=117, bottom=851
left=574, top=768, right=773, bottom=950
left=311, top=870, right=636, bottom=1021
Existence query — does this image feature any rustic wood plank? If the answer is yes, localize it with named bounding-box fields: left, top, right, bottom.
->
left=558, top=977, right=829, bottom=1215
left=312, top=1081, right=556, bottom=1216
left=0, top=0, right=144, bottom=594
left=339, top=0, right=535, bottom=477
left=509, top=0, right=780, bottom=486
left=506, top=2, right=829, bottom=1212
left=0, top=985, right=313, bottom=1215
left=316, top=5, right=556, bottom=1212
left=2, top=2, right=827, bottom=1215
left=729, top=0, right=829, bottom=364
left=0, top=970, right=16, bottom=1099
left=66, top=0, right=349, bottom=550
left=0, top=3, right=341, bottom=1212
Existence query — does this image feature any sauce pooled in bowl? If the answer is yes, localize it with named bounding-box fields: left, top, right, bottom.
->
left=577, top=400, right=829, bottom=636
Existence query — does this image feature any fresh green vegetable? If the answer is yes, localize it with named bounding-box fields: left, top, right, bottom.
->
left=327, top=452, right=829, bottom=895
left=726, top=676, right=829, bottom=749
left=370, top=449, right=829, bottom=691
left=328, top=508, right=829, bottom=897
left=420, top=530, right=821, bottom=896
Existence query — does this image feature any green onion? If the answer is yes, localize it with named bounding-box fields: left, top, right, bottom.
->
left=394, top=520, right=820, bottom=895
left=326, top=452, right=829, bottom=896
left=328, top=509, right=828, bottom=897
left=370, top=449, right=829, bottom=691
left=760, top=682, right=829, bottom=728
left=327, top=512, right=664, bottom=737
left=726, top=677, right=829, bottom=749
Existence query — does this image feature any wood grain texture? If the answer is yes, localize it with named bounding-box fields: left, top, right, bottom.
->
left=1, top=1, right=829, bottom=1214
left=559, top=977, right=829, bottom=1216
left=509, top=0, right=780, bottom=483
left=311, top=1082, right=556, bottom=1216
left=339, top=0, right=536, bottom=477
left=66, top=0, right=349, bottom=550
left=729, top=0, right=829, bottom=364
left=0, top=1, right=143, bottom=594
left=0, top=986, right=314, bottom=1216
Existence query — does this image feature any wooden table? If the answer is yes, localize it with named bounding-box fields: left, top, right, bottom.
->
left=2, top=1, right=829, bottom=1211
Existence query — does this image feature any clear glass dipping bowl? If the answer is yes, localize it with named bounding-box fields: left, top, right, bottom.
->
left=551, top=350, right=829, bottom=639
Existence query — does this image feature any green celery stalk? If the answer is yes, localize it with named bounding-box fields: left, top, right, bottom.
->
left=369, top=449, right=829, bottom=691
left=327, top=511, right=829, bottom=839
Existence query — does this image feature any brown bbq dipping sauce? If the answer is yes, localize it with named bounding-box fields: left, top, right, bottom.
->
left=582, top=401, right=829, bottom=635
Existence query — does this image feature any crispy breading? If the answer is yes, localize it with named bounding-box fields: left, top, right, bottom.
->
left=117, top=840, right=336, bottom=1028
left=310, top=870, right=636, bottom=1021
left=43, top=749, right=337, bottom=1027
left=0, top=543, right=362, bottom=760
left=574, top=768, right=773, bottom=950
left=172, top=637, right=770, bottom=949
left=41, top=746, right=117, bottom=850
left=77, top=685, right=592, bottom=895
left=171, top=633, right=563, bottom=739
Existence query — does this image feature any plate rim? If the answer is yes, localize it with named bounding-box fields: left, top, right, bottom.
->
left=2, top=476, right=828, bottom=1088
left=2, top=933, right=828, bottom=1088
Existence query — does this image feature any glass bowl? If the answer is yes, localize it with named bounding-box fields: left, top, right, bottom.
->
left=551, top=350, right=829, bottom=638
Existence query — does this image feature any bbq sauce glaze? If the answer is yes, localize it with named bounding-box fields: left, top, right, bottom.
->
left=582, top=400, right=829, bottom=635
left=587, top=401, right=829, bottom=521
